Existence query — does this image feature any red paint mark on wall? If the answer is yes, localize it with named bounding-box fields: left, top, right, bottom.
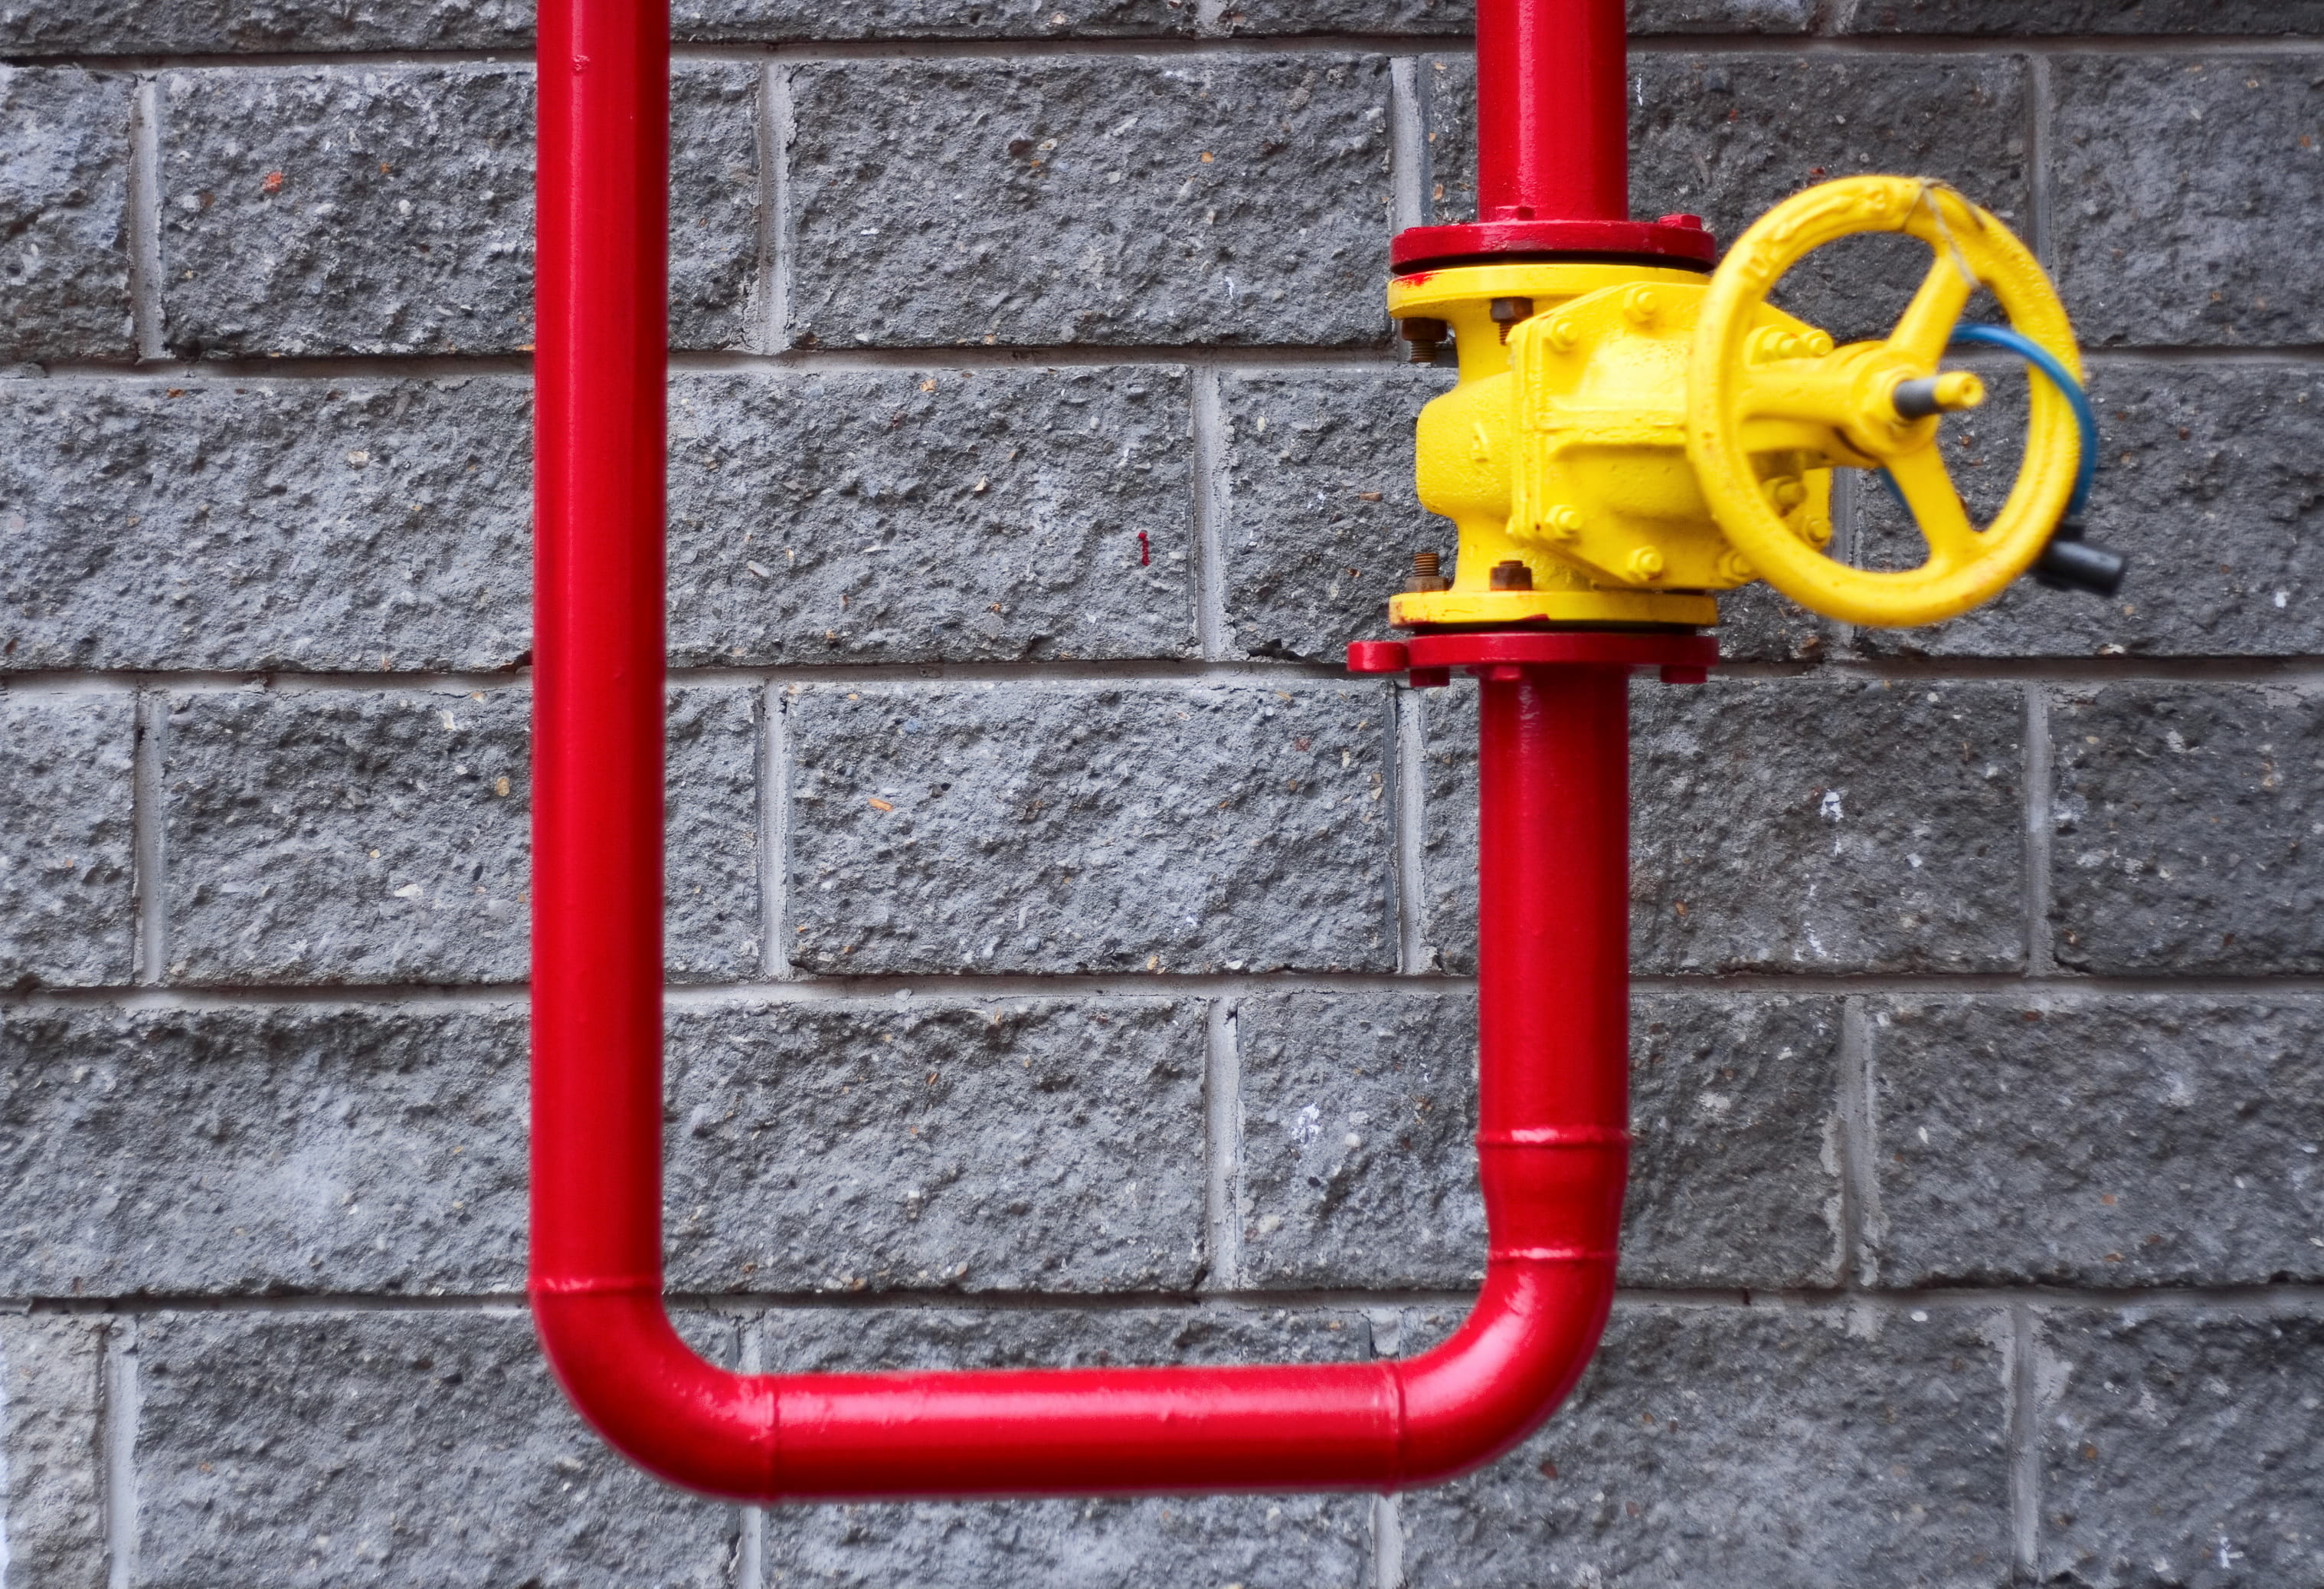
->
left=1137, top=530, right=1151, bottom=566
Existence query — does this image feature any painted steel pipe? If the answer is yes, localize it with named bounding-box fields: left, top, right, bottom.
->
left=531, top=0, right=1683, bottom=1502
left=1475, top=0, right=1627, bottom=224
left=1386, top=0, right=1714, bottom=270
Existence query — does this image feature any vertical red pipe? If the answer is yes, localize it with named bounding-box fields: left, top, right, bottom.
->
left=1473, top=0, right=1628, bottom=223
left=529, top=0, right=1669, bottom=1499
left=533, top=0, right=669, bottom=1306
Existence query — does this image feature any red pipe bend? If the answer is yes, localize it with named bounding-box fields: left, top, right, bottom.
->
left=531, top=0, right=1658, bottom=1503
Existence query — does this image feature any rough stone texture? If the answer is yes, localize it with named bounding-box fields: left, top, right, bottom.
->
left=785, top=681, right=1393, bottom=974
left=1849, top=361, right=2324, bottom=660
left=2049, top=683, right=2324, bottom=975
left=1872, top=998, right=2324, bottom=1288
left=163, top=686, right=758, bottom=985
left=1217, top=366, right=1449, bottom=663
left=0, top=0, right=1190, bottom=51
left=2054, top=57, right=2324, bottom=348
left=1234, top=991, right=1843, bottom=1289
left=0, top=68, right=133, bottom=364
left=1399, top=1303, right=2014, bottom=1589
left=2039, top=1308, right=2324, bottom=1589
left=0, top=1314, right=108, bottom=1589
left=755, top=1305, right=1373, bottom=1589
left=666, top=369, right=1194, bottom=666
left=1223, top=0, right=1813, bottom=33
left=159, top=63, right=759, bottom=358
left=0, top=379, right=532, bottom=674
left=0, top=692, right=136, bottom=990
left=785, top=57, right=1393, bottom=350
left=0, top=0, right=1838, bottom=50
left=0, top=1003, right=525, bottom=1296
left=1419, top=679, right=2026, bottom=975
left=665, top=997, right=1206, bottom=1293
left=1841, top=0, right=2324, bottom=30
left=136, top=1310, right=737, bottom=1587
left=1426, top=54, right=2029, bottom=343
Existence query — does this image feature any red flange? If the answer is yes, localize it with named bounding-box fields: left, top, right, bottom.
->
left=1349, top=630, right=1717, bottom=687
left=1390, top=217, right=1717, bottom=274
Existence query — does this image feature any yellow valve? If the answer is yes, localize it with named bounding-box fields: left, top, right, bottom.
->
left=1384, top=175, right=2087, bottom=634
left=1687, top=176, right=2084, bottom=628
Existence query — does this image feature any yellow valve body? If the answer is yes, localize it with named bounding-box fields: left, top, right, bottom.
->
left=1386, top=177, right=2086, bottom=632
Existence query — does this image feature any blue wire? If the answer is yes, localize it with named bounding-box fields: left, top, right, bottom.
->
left=1873, top=322, right=2100, bottom=523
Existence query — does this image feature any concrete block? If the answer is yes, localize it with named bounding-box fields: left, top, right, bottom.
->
left=1859, top=365, right=2324, bottom=659
left=665, top=996, right=1206, bottom=1293
left=1419, top=678, right=2027, bottom=975
left=2054, top=57, right=2324, bottom=347
left=0, top=67, right=133, bottom=362
left=2049, top=683, right=2324, bottom=974
left=1217, top=366, right=1448, bottom=664
left=1844, top=355, right=2324, bottom=662
left=0, top=1002, right=525, bottom=1296
left=0, top=692, right=136, bottom=989
left=784, top=57, right=1393, bottom=350
left=784, top=680, right=1393, bottom=975
left=1872, top=998, right=2324, bottom=1287
left=0, top=1314, right=108, bottom=1589
left=1222, top=0, right=1812, bottom=34
left=756, top=1304, right=1373, bottom=1589
left=1235, top=990, right=1843, bottom=1289
left=0, top=0, right=528, bottom=54
left=1399, top=1302, right=2014, bottom=1589
left=666, top=368, right=1194, bottom=666
left=0, top=0, right=1202, bottom=52
left=136, top=1310, right=736, bottom=1587
left=1426, top=53, right=2028, bottom=343
left=1842, top=0, right=2324, bottom=30
left=159, top=63, right=758, bottom=357
left=163, top=686, right=758, bottom=985
left=679, top=0, right=1193, bottom=41
left=1213, top=368, right=1825, bottom=665
left=0, top=378, right=531, bottom=673
left=2038, top=1308, right=2324, bottom=1589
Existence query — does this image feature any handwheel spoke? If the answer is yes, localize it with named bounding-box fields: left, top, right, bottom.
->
left=1887, top=255, right=1976, bottom=369
left=1736, top=361, right=1860, bottom=429
left=1884, top=446, right=1982, bottom=571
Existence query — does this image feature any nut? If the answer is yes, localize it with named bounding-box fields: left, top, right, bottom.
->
left=1488, top=559, right=1534, bottom=591
left=1628, top=546, right=1667, bottom=582
left=1545, top=506, right=1583, bottom=542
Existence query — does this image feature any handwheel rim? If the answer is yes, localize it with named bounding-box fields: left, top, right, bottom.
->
left=1686, top=176, right=2086, bottom=630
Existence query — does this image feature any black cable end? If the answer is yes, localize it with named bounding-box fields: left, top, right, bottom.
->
left=2032, top=516, right=2128, bottom=598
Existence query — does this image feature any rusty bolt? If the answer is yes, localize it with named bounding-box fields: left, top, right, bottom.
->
left=1488, top=559, right=1534, bottom=591
left=1405, top=551, right=1451, bottom=593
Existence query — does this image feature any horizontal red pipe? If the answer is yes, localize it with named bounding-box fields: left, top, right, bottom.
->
left=530, top=0, right=1640, bottom=1502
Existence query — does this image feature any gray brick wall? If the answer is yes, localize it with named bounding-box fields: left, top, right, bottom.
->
left=0, top=4, right=2316, bottom=1585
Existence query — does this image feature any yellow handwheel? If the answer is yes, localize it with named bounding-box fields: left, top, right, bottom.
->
left=1686, top=176, right=2085, bottom=628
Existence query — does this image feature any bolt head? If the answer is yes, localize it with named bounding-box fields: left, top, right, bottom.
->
left=1628, top=546, right=1667, bottom=581
left=1547, top=506, right=1583, bottom=540
left=1547, top=319, right=1578, bottom=352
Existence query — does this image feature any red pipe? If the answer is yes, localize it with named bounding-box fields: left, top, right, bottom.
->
left=1389, top=0, right=1714, bottom=270
left=1475, top=0, right=1627, bottom=223
left=529, top=0, right=1702, bottom=1503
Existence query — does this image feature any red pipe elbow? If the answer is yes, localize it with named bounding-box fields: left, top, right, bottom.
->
left=529, top=0, right=1687, bottom=1503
